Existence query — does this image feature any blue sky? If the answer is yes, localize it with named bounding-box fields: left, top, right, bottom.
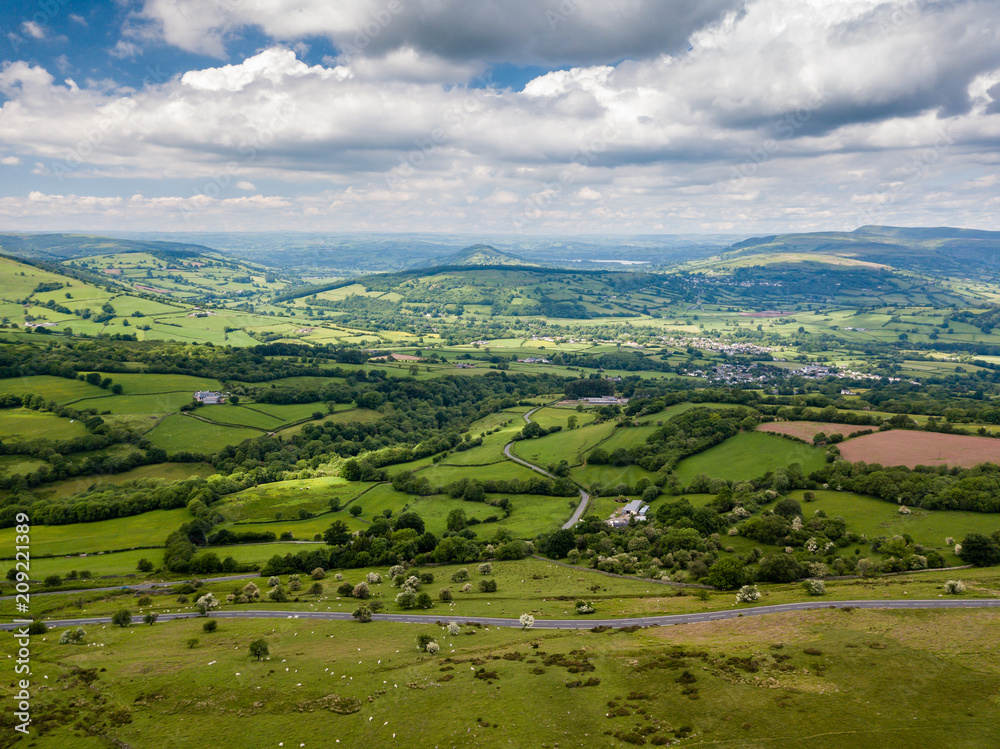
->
left=1, top=0, right=998, bottom=234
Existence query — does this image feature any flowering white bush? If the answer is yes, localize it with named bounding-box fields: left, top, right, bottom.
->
left=954, top=544, right=963, bottom=556
left=267, top=576, right=281, bottom=587
left=195, top=593, right=220, bottom=615
left=447, top=622, right=461, bottom=636
left=898, top=505, right=912, bottom=515
left=808, top=562, right=829, bottom=578
left=425, top=641, right=440, bottom=654
left=59, top=627, right=86, bottom=644
left=478, top=563, right=493, bottom=575
left=395, top=590, right=417, bottom=608
left=791, top=516, right=804, bottom=531
left=944, top=580, right=966, bottom=594
left=575, top=601, right=595, bottom=614
left=461, top=583, right=472, bottom=593
left=732, top=506, right=751, bottom=519
left=945, top=537, right=955, bottom=546
left=519, top=613, right=535, bottom=629
left=735, top=585, right=761, bottom=604
left=805, top=537, right=819, bottom=554
left=388, top=565, right=405, bottom=579
left=803, top=579, right=826, bottom=596
left=727, top=527, right=739, bottom=536
left=366, top=572, right=383, bottom=584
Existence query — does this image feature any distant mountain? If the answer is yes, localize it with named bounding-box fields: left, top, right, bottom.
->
left=0, top=233, right=216, bottom=261
left=724, top=225, right=1000, bottom=277
left=412, top=244, right=537, bottom=269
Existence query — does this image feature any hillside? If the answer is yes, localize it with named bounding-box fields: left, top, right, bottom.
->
left=0, top=233, right=216, bottom=261
left=412, top=244, right=537, bottom=269
left=724, top=225, right=1000, bottom=277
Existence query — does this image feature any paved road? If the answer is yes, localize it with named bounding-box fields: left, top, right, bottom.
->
left=0, top=573, right=259, bottom=601
left=503, top=406, right=590, bottom=530
left=4, top=598, right=999, bottom=631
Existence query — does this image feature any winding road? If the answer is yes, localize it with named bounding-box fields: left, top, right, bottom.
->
left=503, top=406, right=591, bottom=530
left=4, top=598, right=999, bottom=632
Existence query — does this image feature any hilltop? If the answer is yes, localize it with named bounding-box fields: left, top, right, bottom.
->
left=0, top=232, right=217, bottom=261
left=412, top=244, right=537, bottom=269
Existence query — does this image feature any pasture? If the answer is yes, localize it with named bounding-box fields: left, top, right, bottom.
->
left=675, top=431, right=828, bottom=485
left=0, top=408, right=90, bottom=443
left=147, top=414, right=261, bottom=455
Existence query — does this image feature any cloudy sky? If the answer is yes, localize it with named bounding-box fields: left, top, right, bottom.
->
left=1, top=0, right=999, bottom=235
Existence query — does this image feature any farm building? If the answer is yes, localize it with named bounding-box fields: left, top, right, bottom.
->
left=607, top=500, right=648, bottom=527
left=194, top=390, right=224, bottom=404
left=585, top=395, right=630, bottom=405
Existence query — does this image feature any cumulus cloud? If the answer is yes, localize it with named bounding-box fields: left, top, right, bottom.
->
left=136, top=0, right=741, bottom=64
left=1, top=0, right=999, bottom=231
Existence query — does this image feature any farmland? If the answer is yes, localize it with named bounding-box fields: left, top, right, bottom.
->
left=675, top=431, right=828, bottom=485
left=838, top=430, right=1000, bottom=469
left=759, top=420, right=873, bottom=442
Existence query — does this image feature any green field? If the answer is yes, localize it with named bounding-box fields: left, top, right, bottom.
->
left=28, top=462, right=217, bottom=500
left=147, top=414, right=261, bottom=454
left=675, top=431, right=828, bottom=485
left=0, top=375, right=106, bottom=403
left=219, top=477, right=375, bottom=522
left=0, top=508, right=191, bottom=558
left=0, top=408, right=90, bottom=442
left=512, top=420, right=617, bottom=468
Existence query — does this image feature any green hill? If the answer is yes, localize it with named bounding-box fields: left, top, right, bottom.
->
left=414, top=244, right=536, bottom=269
left=0, top=233, right=216, bottom=261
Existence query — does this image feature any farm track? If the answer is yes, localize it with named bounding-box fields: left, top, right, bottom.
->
left=503, top=406, right=590, bottom=529
left=6, top=598, right=999, bottom=631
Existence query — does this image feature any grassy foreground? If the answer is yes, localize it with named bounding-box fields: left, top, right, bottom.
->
left=2, top=608, right=999, bottom=748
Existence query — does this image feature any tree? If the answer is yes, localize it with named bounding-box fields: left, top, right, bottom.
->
left=541, top=528, right=577, bottom=559
left=248, top=639, right=269, bottom=660
left=111, top=609, right=132, bottom=628
left=137, top=558, right=153, bottom=573
left=353, top=581, right=370, bottom=599
left=44, top=575, right=61, bottom=587
left=757, top=554, right=805, bottom=583
left=187, top=638, right=200, bottom=649
left=446, top=508, right=468, bottom=532
left=773, top=498, right=802, bottom=521
left=478, top=578, right=497, bottom=593
left=143, top=612, right=159, bottom=625
left=735, top=585, right=761, bottom=603
left=323, top=519, right=352, bottom=546
left=803, top=579, right=826, bottom=596
left=203, top=619, right=218, bottom=633
left=394, top=511, right=425, bottom=535
left=349, top=505, right=363, bottom=518
left=958, top=534, right=1000, bottom=567
left=478, top=562, right=493, bottom=575
left=59, top=627, right=86, bottom=644
left=706, top=557, right=749, bottom=590
left=519, top=613, right=535, bottom=629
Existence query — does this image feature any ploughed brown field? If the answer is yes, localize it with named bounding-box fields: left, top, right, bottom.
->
left=759, top=420, right=872, bottom=441
left=839, top=429, right=1000, bottom=468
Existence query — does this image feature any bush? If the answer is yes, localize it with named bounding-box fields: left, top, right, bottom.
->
left=186, top=638, right=199, bottom=649
left=366, top=572, right=383, bottom=584
left=396, top=590, right=417, bottom=609
left=143, top=612, right=159, bottom=625
left=426, top=641, right=440, bottom=654
left=461, top=583, right=473, bottom=593
left=203, top=619, right=218, bottom=633
left=416, top=633, right=434, bottom=651
left=735, top=585, right=761, bottom=604
left=268, top=585, right=289, bottom=602
left=478, top=579, right=497, bottom=593
left=288, top=575, right=302, bottom=592
left=267, top=576, right=281, bottom=587
left=416, top=592, right=433, bottom=609
left=803, top=579, right=826, bottom=596
left=27, top=620, right=47, bottom=635
left=944, top=579, right=966, bottom=594
left=310, top=567, right=326, bottom=580
left=137, top=596, right=152, bottom=606
left=353, top=604, right=372, bottom=623
left=353, top=581, right=371, bottom=599
left=439, top=587, right=453, bottom=602
left=59, top=627, right=86, bottom=645
left=309, top=582, right=323, bottom=595
left=451, top=568, right=470, bottom=582
left=447, top=621, right=461, bottom=636
left=111, top=609, right=132, bottom=627
left=478, top=562, right=493, bottom=575
left=43, top=575, right=61, bottom=588
left=575, top=601, right=595, bottom=614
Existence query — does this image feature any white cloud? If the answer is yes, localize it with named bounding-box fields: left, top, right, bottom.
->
left=1, top=1, right=999, bottom=232
left=110, top=40, right=140, bottom=59
left=21, top=21, right=45, bottom=40
left=1, top=156, right=21, bottom=166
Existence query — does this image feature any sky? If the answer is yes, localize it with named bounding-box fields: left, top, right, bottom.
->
left=0, top=0, right=999, bottom=235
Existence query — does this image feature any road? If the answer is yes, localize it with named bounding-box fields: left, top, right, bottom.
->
left=4, top=598, right=998, bottom=631
left=503, top=406, right=591, bottom=530
left=0, top=573, right=259, bottom=601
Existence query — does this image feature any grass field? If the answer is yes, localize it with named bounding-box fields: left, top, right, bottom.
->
left=0, top=408, right=90, bottom=442
left=0, top=375, right=106, bottom=403
left=147, top=414, right=261, bottom=454
left=4, top=600, right=1000, bottom=747
left=781, top=489, right=998, bottom=564
left=513, top=421, right=617, bottom=468
left=29, top=463, right=217, bottom=500
left=676, top=431, right=828, bottom=485
left=219, top=477, right=375, bottom=522
left=0, top=508, right=191, bottom=558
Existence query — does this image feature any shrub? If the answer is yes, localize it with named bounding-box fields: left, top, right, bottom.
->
left=735, top=585, right=761, bottom=604
left=137, top=596, right=153, bottom=606
left=310, top=567, right=326, bottom=580
left=416, top=592, right=433, bottom=609
left=309, top=582, right=323, bottom=595
left=575, top=601, right=595, bottom=614
left=337, top=582, right=355, bottom=596
left=519, top=613, right=535, bottom=629
left=366, top=572, right=383, bottom=584
left=288, top=575, right=302, bottom=592
left=203, top=620, right=218, bottom=633
left=451, top=568, right=470, bottom=582
left=446, top=621, right=461, bottom=636
left=478, top=563, right=493, bottom=575
left=478, top=579, right=497, bottom=593
left=353, top=581, right=371, bottom=599
left=59, top=627, right=86, bottom=645
left=143, top=612, right=159, bottom=625
left=944, top=579, right=966, bottom=594
left=353, top=605, right=372, bottom=623
left=268, top=585, right=289, bottom=602
left=187, top=638, right=199, bottom=649
left=803, top=579, right=826, bottom=596
left=439, top=587, right=453, bottom=602
left=461, top=583, right=473, bottom=593
left=43, top=575, right=61, bottom=588
left=27, top=620, right=47, bottom=635
left=111, top=609, right=132, bottom=628
left=396, top=590, right=417, bottom=609
left=195, top=593, right=220, bottom=616
left=426, top=641, right=440, bottom=654
left=267, top=576, right=281, bottom=587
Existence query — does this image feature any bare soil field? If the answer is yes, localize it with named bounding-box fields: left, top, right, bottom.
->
left=759, top=420, right=872, bottom=441
left=839, top=429, right=1000, bottom=468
